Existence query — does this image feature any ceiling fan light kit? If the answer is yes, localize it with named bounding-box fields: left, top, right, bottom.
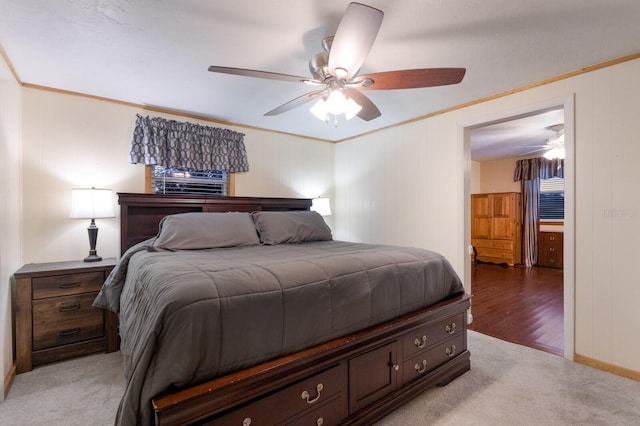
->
left=544, top=124, right=565, bottom=159
left=208, top=2, right=466, bottom=126
left=310, top=90, right=362, bottom=125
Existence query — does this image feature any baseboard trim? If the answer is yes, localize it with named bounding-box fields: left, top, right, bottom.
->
left=574, top=354, right=640, bottom=382
left=3, top=364, right=16, bottom=400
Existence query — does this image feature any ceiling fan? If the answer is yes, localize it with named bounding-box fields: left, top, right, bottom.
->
left=521, top=124, right=565, bottom=159
left=208, top=2, right=466, bottom=124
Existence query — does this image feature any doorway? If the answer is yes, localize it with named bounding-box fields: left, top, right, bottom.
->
left=462, top=95, right=575, bottom=360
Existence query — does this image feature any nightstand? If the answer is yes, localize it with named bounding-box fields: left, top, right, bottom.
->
left=13, top=258, right=118, bottom=373
left=538, top=232, right=564, bottom=269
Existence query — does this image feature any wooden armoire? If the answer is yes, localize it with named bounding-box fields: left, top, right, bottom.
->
left=471, top=192, right=522, bottom=266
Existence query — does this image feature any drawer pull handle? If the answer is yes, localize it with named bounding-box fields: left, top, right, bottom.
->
left=415, top=360, right=427, bottom=374
left=316, top=418, right=324, bottom=426
left=549, top=259, right=556, bottom=263
left=242, top=418, right=251, bottom=426
left=59, top=282, right=81, bottom=289
left=59, top=328, right=81, bottom=337
left=549, top=247, right=555, bottom=252
left=446, top=344, right=457, bottom=357
left=301, top=383, right=323, bottom=404
left=59, top=304, right=81, bottom=312
left=414, top=335, right=427, bottom=348
left=550, top=236, right=555, bottom=241
left=445, top=323, right=457, bottom=334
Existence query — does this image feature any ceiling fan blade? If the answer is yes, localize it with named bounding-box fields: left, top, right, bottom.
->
left=354, top=68, right=466, bottom=90
left=328, top=3, right=383, bottom=80
left=208, top=66, right=317, bottom=84
left=264, top=90, right=327, bottom=116
left=344, top=89, right=381, bottom=121
left=520, top=147, right=549, bottom=156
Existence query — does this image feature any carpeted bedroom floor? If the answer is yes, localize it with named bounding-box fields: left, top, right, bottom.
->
left=1, top=330, right=639, bottom=425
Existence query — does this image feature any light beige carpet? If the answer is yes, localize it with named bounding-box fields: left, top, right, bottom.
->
left=1, top=331, right=639, bottom=425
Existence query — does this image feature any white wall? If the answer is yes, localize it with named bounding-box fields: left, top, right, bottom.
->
left=335, top=118, right=466, bottom=267
left=335, top=58, right=640, bottom=374
left=0, top=57, right=22, bottom=399
left=21, top=89, right=334, bottom=263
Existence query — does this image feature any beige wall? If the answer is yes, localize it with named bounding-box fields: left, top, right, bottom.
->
left=20, top=89, right=334, bottom=263
left=470, top=161, right=481, bottom=194
left=336, top=58, right=640, bottom=374
left=0, top=56, right=22, bottom=399
left=477, top=158, right=521, bottom=194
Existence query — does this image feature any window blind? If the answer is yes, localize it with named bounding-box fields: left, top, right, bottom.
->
left=151, top=165, right=228, bottom=195
left=540, top=177, right=564, bottom=220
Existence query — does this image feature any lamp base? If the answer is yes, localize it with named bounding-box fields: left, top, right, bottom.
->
left=83, top=254, right=102, bottom=263
left=84, top=219, right=102, bottom=262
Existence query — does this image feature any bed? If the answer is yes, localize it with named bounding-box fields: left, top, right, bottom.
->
left=99, top=193, right=470, bottom=425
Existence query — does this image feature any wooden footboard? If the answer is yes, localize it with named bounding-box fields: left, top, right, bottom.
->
left=152, top=293, right=471, bottom=425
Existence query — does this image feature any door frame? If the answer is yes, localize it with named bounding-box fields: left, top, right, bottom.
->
left=461, top=94, right=575, bottom=360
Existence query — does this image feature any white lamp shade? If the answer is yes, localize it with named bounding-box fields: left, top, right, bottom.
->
left=69, top=188, right=115, bottom=219
left=543, top=147, right=565, bottom=160
left=310, top=98, right=328, bottom=121
left=310, top=91, right=362, bottom=122
left=311, top=197, right=332, bottom=216
left=343, top=97, right=362, bottom=120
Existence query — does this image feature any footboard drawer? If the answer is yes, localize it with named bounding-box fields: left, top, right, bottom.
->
left=285, top=394, right=343, bottom=426
left=402, top=334, right=466, bottom=383
left=206, top=363, right=346, bottom=425
left=402, top=313, right=464, bottom=359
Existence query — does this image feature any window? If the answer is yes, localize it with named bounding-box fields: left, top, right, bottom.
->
left=149, top=165, right=229, bottom=195
left=539, top=177, right=564, bottom=220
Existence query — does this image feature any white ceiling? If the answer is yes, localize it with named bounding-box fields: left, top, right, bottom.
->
left=1, top=1, right=639, bottom=149
left=470, top=108, right=565, bottom=161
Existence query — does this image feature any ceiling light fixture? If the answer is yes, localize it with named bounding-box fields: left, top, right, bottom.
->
left=544, top=130, right=565, bottom=160
left=543, top=145, right=565, bottom=160
left=310, top=89, right=362, bottom=126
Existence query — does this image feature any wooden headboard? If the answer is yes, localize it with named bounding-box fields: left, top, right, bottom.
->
left=117, top=193, right=312, bottom=255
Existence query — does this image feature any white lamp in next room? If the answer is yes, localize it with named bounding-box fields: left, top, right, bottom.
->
left=69, top=187, right=115, bottom=262
left=311, top=197, right=332, bottom=216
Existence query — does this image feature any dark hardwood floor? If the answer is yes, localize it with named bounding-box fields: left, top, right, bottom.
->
left=468, top=262, right=564, bottom=356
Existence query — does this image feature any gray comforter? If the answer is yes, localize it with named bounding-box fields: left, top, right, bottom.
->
left=96, top=240, right=464, bottom=425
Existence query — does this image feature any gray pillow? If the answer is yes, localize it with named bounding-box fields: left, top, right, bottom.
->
left=252, top=211, right=332, bottom=245
left=152, top=212, right=260, bottom=250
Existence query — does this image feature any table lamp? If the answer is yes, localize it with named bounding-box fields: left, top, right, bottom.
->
left=69, top=187, right=115, bottom=262
left=311, top=197, right=332, bottom=216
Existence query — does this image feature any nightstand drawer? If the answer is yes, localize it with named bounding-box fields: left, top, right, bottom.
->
left=32, top=293, right=104, bottom=350
left=32, top=271, right=104, bottom=299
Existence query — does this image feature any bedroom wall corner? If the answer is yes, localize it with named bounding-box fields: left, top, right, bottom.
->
left=334, top=118, right=466, bottom=273
left=0, top=51, right=23, bottom=400
left=233, top=129, right=335, bottom=231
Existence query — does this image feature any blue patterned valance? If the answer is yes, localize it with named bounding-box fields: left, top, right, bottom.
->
left=514, top=157, right=563, bottom=181
left=130, top=114, right=249, bottom=172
